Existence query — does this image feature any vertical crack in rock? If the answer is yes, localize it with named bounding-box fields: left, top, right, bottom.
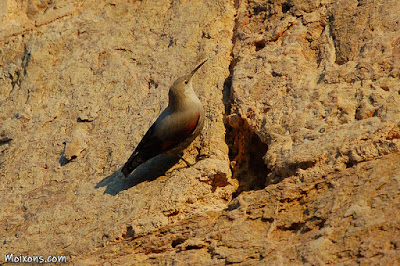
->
left=22, top=45, right=31, bottom=76
left=9, top=45, right=31, bottom=90
left=223, top=6, right=270, bottom=197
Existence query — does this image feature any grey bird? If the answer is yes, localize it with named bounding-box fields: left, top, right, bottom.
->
left=121, top=60, right=207, bottom=177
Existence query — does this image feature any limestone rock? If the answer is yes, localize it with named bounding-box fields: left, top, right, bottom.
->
left=0, top=0, right=236, bottom=259
left=0, top=0, right=399, bottom=264
left=75, top=154, right=400, bottom=265
left=62, top=127, right=88, bottom=162
left=78, top=104, right=99, bottom=122
left=229, top=0, right=400, bottom=184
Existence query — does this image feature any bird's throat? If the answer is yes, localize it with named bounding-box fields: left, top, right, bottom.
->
left=168, top=90, right=200, bottom=112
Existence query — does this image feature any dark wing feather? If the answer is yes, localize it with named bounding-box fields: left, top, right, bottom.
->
left=121, top=123, right=163, bottom=177
left=121, top=112, right=200, bottom=177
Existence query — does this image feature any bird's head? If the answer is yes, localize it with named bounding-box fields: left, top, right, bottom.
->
left=169, top=59, right=207, bottom=96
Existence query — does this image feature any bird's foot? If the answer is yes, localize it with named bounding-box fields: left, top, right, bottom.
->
left=179, top=155, right=194, bottom=168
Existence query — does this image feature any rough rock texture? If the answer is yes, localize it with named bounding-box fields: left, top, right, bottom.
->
left=1, top=0, right=399, bottom=264
left=1, top=0, right=236, bottom=258
left=76, top=154, right=400, bottom=265
left=228, top=0, right=400, bottom=186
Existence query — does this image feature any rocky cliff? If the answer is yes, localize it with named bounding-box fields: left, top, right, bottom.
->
left=1, top=0, right=399, bottom=264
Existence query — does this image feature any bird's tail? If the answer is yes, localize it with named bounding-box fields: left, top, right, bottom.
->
left=121, top=151, right=147, bottom=177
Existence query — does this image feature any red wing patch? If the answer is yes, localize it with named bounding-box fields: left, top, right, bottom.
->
left=161, top=112, right=201, bottom=151
left=186, top=112, right=201, bottom=134
left=161, top=141, right=175, bottom=150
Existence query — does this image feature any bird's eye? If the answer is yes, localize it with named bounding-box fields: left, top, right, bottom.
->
left=184, top=80, right=188, bottom=84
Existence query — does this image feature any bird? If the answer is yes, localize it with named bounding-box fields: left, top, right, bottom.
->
left=121, top=60, right=207, bottom=177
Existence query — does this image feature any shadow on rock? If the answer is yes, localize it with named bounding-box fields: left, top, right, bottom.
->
left=95, top=154, right=181, bottom=195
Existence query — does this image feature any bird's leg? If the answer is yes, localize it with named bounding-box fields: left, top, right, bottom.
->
left=178, top=153, right=193, bottom=167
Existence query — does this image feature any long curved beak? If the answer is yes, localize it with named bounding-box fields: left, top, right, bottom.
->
left=189, top=59, right=208, bottom=79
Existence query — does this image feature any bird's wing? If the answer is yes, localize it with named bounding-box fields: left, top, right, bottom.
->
left=121, top=111, right=200, bottom=177
left=159, top=111, right=201, bottom=151
left=134, top=122, right=164, bottom=157
left=121, top=122, right=163, bottom=176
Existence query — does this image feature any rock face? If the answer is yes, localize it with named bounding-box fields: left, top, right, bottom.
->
left=229, top=0, right=400, bottom=186
left=0, top=0, right=399, bottom=264
left=0, top=0, right=236, bottom=258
